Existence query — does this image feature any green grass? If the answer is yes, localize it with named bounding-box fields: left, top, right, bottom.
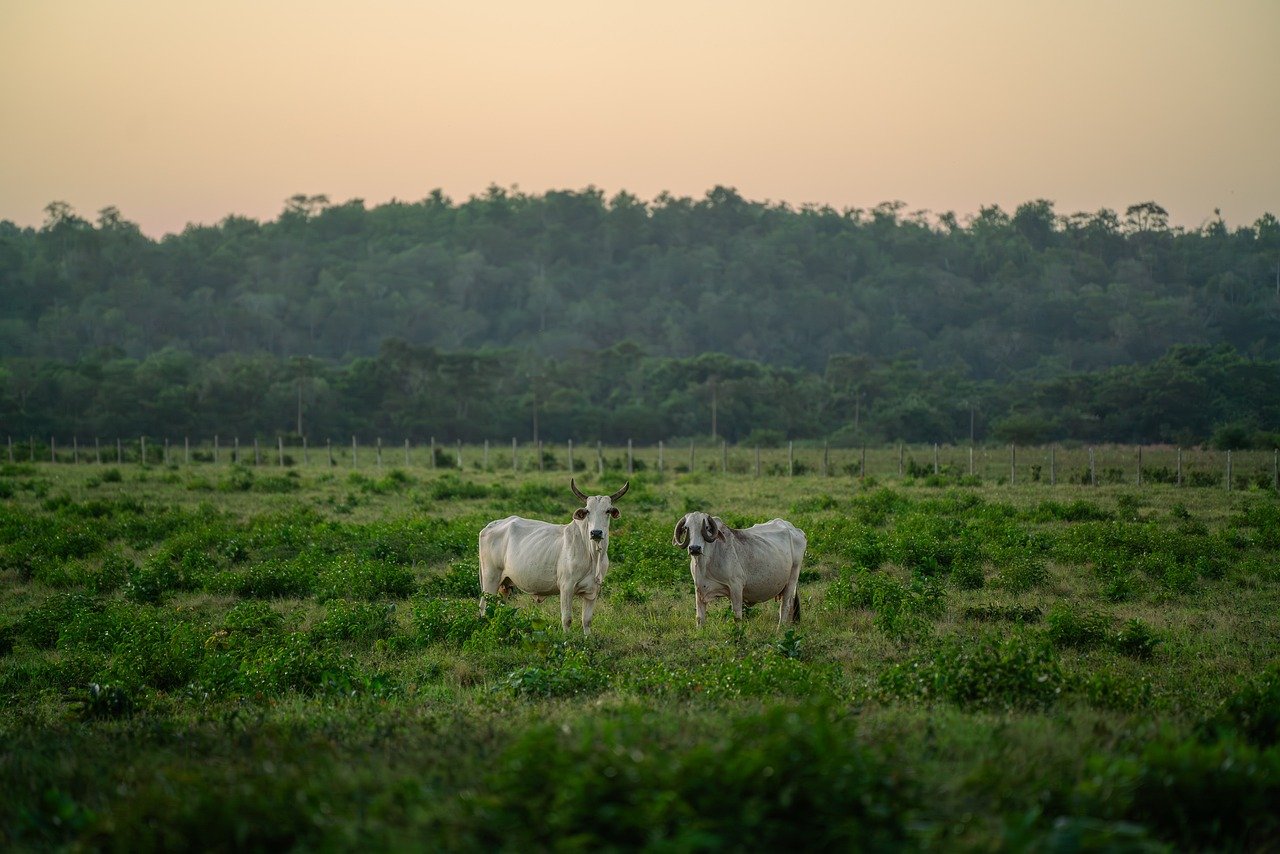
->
left=1, top=461, right=1278, bottom=850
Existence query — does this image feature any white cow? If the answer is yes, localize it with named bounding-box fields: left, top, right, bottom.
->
left=478, top=479, right=629, bottom=634
left=672, top=512, right=806, bottom=628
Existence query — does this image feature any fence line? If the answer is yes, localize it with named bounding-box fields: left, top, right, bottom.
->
left=9, top=435, right=1280, bottom=491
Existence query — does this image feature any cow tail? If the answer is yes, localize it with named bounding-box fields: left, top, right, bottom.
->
left=791, top=592, right=801, bottom=623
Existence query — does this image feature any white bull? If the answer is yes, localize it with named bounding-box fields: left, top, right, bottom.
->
left=672, top=512, right=806, bottom=628
left=478, top=479, right=629, bottom=634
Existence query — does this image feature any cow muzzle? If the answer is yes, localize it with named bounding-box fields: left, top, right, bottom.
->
left=590, top=529, right=604, bottom=541
left=688, top=544, right=703, bottom=556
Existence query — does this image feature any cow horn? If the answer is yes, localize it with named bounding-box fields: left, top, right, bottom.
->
left=673, top=517, right=690, bottom=548
left=569, top=478, right=588, bottom=502
left=609, top=481, right=630, bottom=502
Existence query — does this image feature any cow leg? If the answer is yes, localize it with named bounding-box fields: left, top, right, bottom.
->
left=729, top=585, right=744, bottom=622
left=779, top=577, right=800, bottom=626
left=478, top=559, right=503, bottom=617
left=559, top=588, right=574, bottom=632
left=695, top=592, right=707, bottom=628
left=581, top=592, right=598, bottom=636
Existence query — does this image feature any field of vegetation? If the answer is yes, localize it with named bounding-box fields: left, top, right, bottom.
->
left=2, top=457, right=1278, bottom=850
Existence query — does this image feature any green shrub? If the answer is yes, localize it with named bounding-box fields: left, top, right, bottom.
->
left=1200, top=664, right=1280, bottom=747
left=1112, top=619, right=1160, bottom=660
left=418, top=561, right=479, bottom=599
left=994, top=554, right=1048, bottom=592
left=79, top=682, right=135, bottom=720
left=879, top=632, right=1063, bottom=710
left=16, top=592, right=99, bottom=649
left=315, top=557, right=414, bottom=602
left=1069, top=670, right=1152, bottom=711
left=1076, top=737, right=1280, bottom=849
left=501, top=644, right=608, bottom=698
left=310, top=600, right=396, bottom=644
left=1046, top=605, right=1110, bottom=650
left=236, top=633, right=359, bottom=695
left=455, top=703, right=910, bottom=851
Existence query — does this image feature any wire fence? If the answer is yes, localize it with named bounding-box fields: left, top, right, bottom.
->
left=9, top=434, right=1280, bottom=492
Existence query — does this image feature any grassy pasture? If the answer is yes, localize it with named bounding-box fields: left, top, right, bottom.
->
left=1, top=460, right=1278, bottom=850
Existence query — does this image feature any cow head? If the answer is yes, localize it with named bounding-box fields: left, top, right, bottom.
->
left=570, top=479, right=629, bottom=550
left=673, top=511, right=727, bottom=559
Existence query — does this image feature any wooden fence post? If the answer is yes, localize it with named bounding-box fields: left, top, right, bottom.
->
left=512, top=437, right=518, bottom=471
left=430, top=437, right=436, bottom=469
left=755, top=446, right=761, bottom=478
left=1226, top=449, right=1232, bottom=491
left=117, top=438, right=123, bottom=464
left=6, top=436, right=11, bottom=464
left=457, top=440, right=463, bottom=470
left=253, top=438, right=261, bottom=466
left=788, top=441, right=794, bottom=477
left=140, top=436, right=146, bottom=465
left=404, top=438, right=409, bottom=467
left=968, top=444, right=974, bottom=477
left=185, top=436, right=190, bottom=465
left=51, top=437, right=56, bottom=463
left=95, top=437, right=101, bottom=465
left=1274, top=448, right=1278, bottom=493
left=213, top=435, right=219, bottom=464
left=279, top=436, right=285, bottom=467
left=482, top=439, right=488, bottom=470
left=656, top=440, right=662, bottom=474
left=722, top=440, right=727, bottom=473
left=597, top=441, right=604, bottom=476
left=376, top=438, right=383, bottom=469
left=1089, top=447, right=1096, bottom=487
left=72, top=436, right=79, bottom=464
left=303, top=436, right=309, bottom=466
left=823, top=441, right=830, bottom=477
left=351, top=436, right=357, bottom=468
left=1010, top=443, right=1015, bottom=485
left=568, top=439, right=575, bottom=474
left=164, top=438, right=170, bottom=465
left=539, top=441, right=544, bottom=472
left=862, top=445, right=867, bottom=483
left=327, top=439, right=334, bottom=467
left=1049, top=446, right=1056, bottom=486
left=1177, top=448, right=1183, bottom=487
left=933, top=443, right=939, bottom=476
left=689, top=439, right=695, bottom=472
left=898, top=443, right=903, bottom=477
left=628, top=439, right=634, bottom=476
left=1136, top=446, right=1142, bottom=486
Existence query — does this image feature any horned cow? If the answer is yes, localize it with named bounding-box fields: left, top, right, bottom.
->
left=478, top=479, right=628, bottom=634
left=672, top=511, right=806, bottom=628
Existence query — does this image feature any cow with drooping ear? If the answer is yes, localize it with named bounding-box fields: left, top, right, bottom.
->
left=478, top=479, right=629, bottom=634
left=673, top=511, right=806, bottom=628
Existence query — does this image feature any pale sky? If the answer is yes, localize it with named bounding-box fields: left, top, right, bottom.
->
left=2, top=0, right=1277, bottom=236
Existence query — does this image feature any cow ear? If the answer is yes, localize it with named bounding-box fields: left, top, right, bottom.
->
left=712, top=517, right=728, bottom=540
left=607, top=507, right=620, bottom=518
left=573, top=508, right=588, bottom=520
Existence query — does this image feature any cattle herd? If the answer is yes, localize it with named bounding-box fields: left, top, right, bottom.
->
left=478, top=480, right=806, bottom=633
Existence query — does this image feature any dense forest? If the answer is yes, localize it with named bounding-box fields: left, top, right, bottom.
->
left=2, top=188, right=1278, bottom=445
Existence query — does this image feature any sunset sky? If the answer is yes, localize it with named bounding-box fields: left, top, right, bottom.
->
left=2, top=0, right=1277, bottom=237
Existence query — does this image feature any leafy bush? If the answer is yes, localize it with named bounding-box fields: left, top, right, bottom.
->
left=1112, top=618, right=1160, bottom=660
left=879, top=632, right=1063, bottom=710
left=1075, top=737, right=1280, bottom=849
left=1199, top=664, right=1280, bottom=747
left=501, top=643, right=608, bottom=698
left=827, top=567, right=943, bottom=640
left=310, top=600, right=396, bottom=644
left=16, top=592, right=99, bottom=649
left=418, top=561, right=479, bottom=599
left=993, top=554, right=1048, bottom=592
left=1045, top=605, right=1111, bottom=650
left=455, top=703, right=911, bottom=851
left=79, top=682, right=135, bottom=720
left=315, top=557, right=414, bottom=602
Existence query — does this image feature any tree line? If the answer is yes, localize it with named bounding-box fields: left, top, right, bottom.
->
left=2, top=342, right=1277, bottom=449
left=1, top=187, right=1278, bottom=445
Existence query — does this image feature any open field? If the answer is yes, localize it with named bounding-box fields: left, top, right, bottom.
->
left=2, top=460, right=1278, bottom=850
